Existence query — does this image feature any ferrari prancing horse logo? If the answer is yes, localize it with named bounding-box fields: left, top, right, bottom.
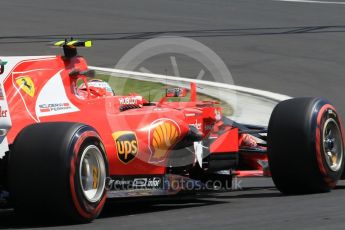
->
left=16, top=76, right=35, bottom=97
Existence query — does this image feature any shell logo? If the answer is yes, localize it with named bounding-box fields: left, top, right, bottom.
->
left=149, top=119, right=181, bottom=163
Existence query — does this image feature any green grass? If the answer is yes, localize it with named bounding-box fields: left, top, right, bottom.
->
left=95, top=74, right=233, bottom=116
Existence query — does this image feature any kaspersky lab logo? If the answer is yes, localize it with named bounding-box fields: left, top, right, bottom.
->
left=113, top=131, right=139, bottom=164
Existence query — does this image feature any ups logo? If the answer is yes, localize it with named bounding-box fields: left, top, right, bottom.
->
left=112, top=131, right=139, bottom=164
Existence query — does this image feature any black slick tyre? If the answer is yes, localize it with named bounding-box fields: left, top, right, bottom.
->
left=268, top=97, right=344, bottom=194
left=9, top=122, right=108, bottom=223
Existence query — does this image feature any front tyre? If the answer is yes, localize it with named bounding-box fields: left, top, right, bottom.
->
left=9, top=122, right=108, bottom=223
left=268, top=98, right=345, bottom=194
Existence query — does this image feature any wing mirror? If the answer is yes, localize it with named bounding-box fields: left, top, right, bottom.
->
left=166, top=87, right=187, bottom=98
left=69, top=69, right=95, bottom=78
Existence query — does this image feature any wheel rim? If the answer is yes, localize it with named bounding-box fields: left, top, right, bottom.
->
left=79, top=145, right=106, bottom=202
left=322, top=118, right=343, bottom=172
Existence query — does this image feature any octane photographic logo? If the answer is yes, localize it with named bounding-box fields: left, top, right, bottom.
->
left=107, top=36, right=237, bottom=167
left=106, top=175, right=242, bottom=191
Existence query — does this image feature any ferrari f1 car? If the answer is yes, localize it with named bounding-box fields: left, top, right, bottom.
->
left=0, top=40, right=343, bottom=222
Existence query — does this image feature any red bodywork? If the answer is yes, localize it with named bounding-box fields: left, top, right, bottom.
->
left=0, top=55, right=267, bottom=185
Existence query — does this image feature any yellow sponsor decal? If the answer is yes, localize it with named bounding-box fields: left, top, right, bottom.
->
left=151, top=120, right=180, bottom=161
left=16, top=76, right=35, bottom=97
left=92, top=166, right=99, bottom=189
left=112, top=131, right=138, bottom=164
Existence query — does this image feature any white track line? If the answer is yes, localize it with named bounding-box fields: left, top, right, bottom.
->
left=90, top=66, right=292, bottom=125
left=275, top=0, right=345, bottom=4
left=90, top=66, right=291, bottom=102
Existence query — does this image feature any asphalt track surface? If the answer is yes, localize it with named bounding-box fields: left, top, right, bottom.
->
left=1, top=0, right=345, bottom=229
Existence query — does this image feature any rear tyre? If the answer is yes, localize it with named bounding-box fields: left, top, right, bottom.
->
left=9, top=122, right=108, bottom=223
left=268, top=97, right=344, bottom=194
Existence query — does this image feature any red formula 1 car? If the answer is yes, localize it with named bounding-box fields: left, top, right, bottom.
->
left=0, top=40, right=343, bottom=222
